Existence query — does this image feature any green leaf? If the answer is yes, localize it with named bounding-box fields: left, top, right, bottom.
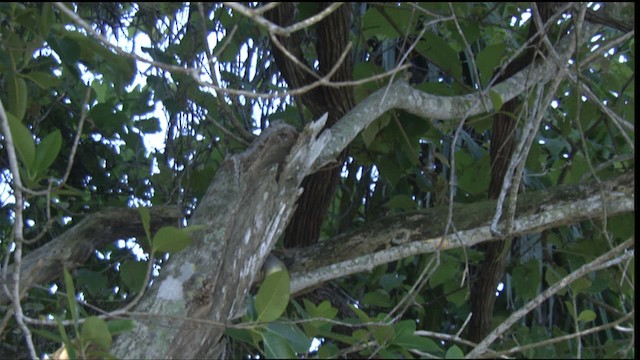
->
left=25, top=71, right=62, bottom=89
left=89, top=103, right=126, bottom=135
left=81, top=316, right=112, bottom=350
left=225, top=327, right=260, bottom=347
left=429, top=258, right=458, bottom=287
left=379, top=273, right=406, bottom=292
left=476, top=43, right=506, bottom=87
left=544, top=265, right=568, bottom=296
left=75, top=269, right=107, bottom=297
left=120, top=260, right=148, bottom=293
left=47, top=34, right=81, bottom=65
left=511, top=259, right=541, bottom=302
left=377, top=157, right=404, bottom=186
left=384, top=195, right=416, bottom=211
left=106, top=319, right=135, bottom=335
left=136, top=117, right=161, bottom=134
left=391, top=320, right=441, bottom=354
left=318, top=342, right=339, bottom=358
left=39, top=3, right=54, bottom=34
left=362, top=7, right=402, bottom=39
left=577, top=309, right=597, bottom=323
left=63, top=268, right=78, bottom=322
left=7, top=74, right=27, bottom=121
left=6, top=112, right=35, bottom=170
left=138, top=207, right=151, bottom=242
left=349, top=304, right=372, bottom=322
left=443, top=280, right=468, bottom=308
left=570, top=277, right=592, bottom=296
left=262, top=330, right=296, bottom=358
left=33, top=129, right=62, bottom=178
left=396, top=335, right=441, bottom=354
left=362, top=289, right=392, bottom=308
left=417, top=31, right=462, bottom=81
left=255, top=269, right=290, bottom=323
left=152, top=226, right=193, bottom=254
left=445, top=344, right=465, bottom=359
left=361, top=113, right=391, bottom=148
left=65, top=31, right=135, bottom=87
left=265, top=322, right=311, bottom=354
left=302, top=299, right=337, bottom=336
left=489, top=88, right=504, bottom=111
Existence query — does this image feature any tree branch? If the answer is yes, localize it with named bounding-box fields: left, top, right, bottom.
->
left=284, top=172, right=634, bottom=295
left=0, top=206, right=182, bottom=306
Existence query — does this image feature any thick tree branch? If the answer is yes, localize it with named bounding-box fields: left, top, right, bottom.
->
left=312, top=19, right=605, bottom=172
left=284, top=172, right=634, bottom=295
left=0, top=206, right=182, bottom=306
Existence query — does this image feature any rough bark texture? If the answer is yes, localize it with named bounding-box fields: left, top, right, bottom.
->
left=469, top=2, right=553, bottom=344
left=265, top=3, right=355, bottom=249
left=285, top=172, right=634, bottom=295
left=110, top=123, right=303, bottom=359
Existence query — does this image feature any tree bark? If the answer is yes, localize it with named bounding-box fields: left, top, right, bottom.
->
left=266, top=3, right=355, bottom=249
left=469, top=2, right=554, bottom=343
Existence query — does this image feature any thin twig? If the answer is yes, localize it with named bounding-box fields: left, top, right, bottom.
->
left=466, top=238, right=634, bottom=358
left=0, top=99, right=38, bottom=359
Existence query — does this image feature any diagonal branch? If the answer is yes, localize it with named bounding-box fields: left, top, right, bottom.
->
left=284, top=172, right=634, bottom=295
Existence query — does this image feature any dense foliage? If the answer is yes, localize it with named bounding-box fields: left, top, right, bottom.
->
left=0, top=2, right=634, bottom=358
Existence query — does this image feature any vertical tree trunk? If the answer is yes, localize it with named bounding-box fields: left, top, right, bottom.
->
left=266, top=3, right=355, bottom=249
left=468, top=2, right=553, bottom=344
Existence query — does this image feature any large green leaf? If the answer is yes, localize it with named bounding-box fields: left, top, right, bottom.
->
left=75, top=269, right=108, bottom=297
left=81, top=316, right=112, bottom=350
left=33, top=129, right=62, bottom=179
left=6, top=112, right=35, bottom=170
left=7, top=74, right=27, bottom=121
left=262, top=330, right=296, bottom=358
left=152, top=226, right=193, bottom=254
left=391, top=321, right=441, bottom=354
left=255, top=269, right=290, bottom=323
left=416, top=31, right=463, bottom=81
left=25, top=71, right=62, bottom=89
left=265, top=322, right=310, bottom=354
left=476, top=43, right=507, bottom=87
left=120, top=260, right=148, bottom=293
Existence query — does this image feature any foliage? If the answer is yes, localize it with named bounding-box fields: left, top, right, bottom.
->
left=0, top=2, right=634, bottom=359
